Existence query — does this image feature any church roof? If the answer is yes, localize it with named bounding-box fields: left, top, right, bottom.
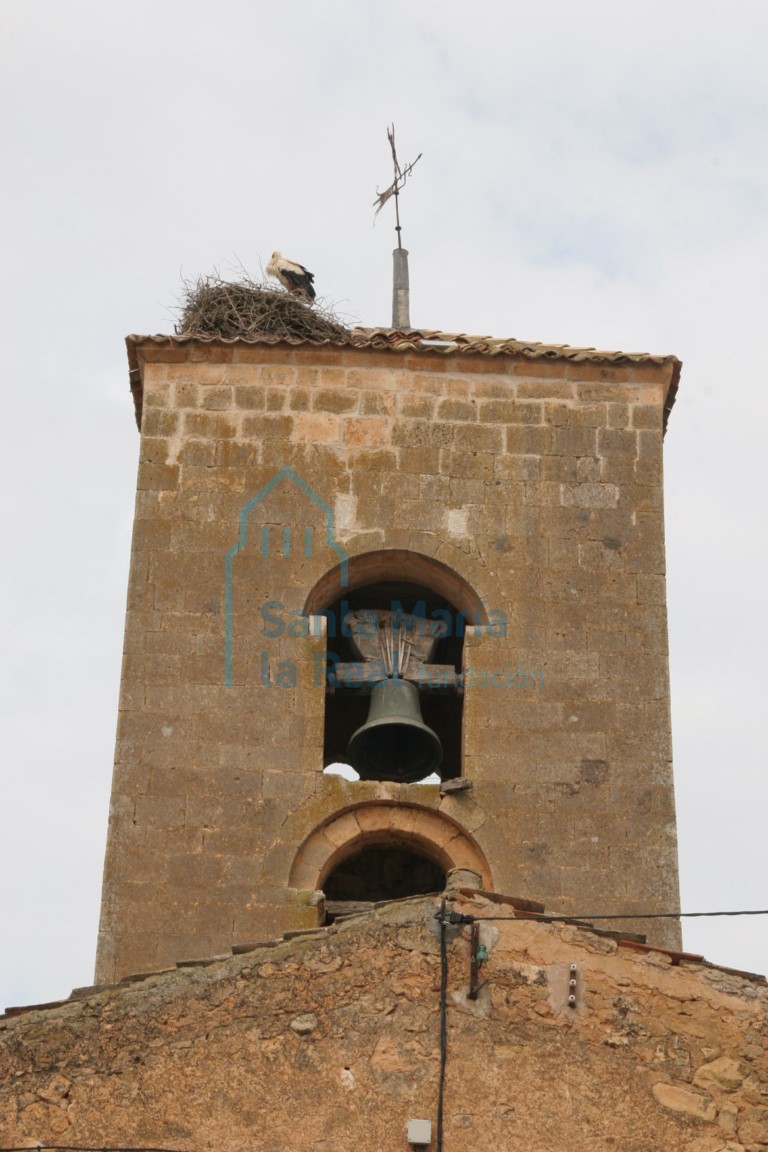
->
left=2, top=889, right=762, bottom=1023
left=128, top=327, right=680, bottom=365
left=126, top=329, right=681, bottom=431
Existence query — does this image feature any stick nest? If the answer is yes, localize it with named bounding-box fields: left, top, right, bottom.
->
left=176, top=274, right=351, bottom=343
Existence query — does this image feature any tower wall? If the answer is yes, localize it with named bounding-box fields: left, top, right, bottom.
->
left=96, top=336, right=680, bottom=982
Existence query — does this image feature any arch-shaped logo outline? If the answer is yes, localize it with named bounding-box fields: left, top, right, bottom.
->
left=224, top=466, right=349, bottom=686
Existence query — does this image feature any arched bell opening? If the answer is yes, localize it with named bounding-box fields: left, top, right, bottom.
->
left=289, top=803, right=493, bottom=925
left=305, top=553, right=487, bottom=784
left=322, top=840, right=446, bottom=923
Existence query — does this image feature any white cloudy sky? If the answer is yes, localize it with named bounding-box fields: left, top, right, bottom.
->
left=1, top=0, right=767, bottom=1009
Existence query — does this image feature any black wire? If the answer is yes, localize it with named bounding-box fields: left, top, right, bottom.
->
left=471, top=909, right=768, bottom=923
left=11, top=907, right=766, bottom=1152
left=436, top=899, right=448, bottom=1152
left=0, top=1147, right=195, bottom=1152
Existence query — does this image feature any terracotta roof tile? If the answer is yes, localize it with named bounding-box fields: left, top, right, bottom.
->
left=127, top=326, right=680, bottom=366
left=2, top=891, right=763, bottom=1025
left=126, top=329, right=682, bottom=431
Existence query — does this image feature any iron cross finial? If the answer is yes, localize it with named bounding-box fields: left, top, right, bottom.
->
left=373, top=124, right=422, bottom=250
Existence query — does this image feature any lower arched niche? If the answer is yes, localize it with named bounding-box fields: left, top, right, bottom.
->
left=289, top=803, right=492, bottom=919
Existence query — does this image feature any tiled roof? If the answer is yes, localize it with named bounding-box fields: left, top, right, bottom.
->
left=2, top=890, right=762, bottom=1023
left=127, top=329, right=681, bottom=431
left=128, top=326, right=681, bottom=364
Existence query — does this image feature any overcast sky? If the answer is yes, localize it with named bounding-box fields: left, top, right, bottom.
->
left=1, top=0, right=767, bottom=1009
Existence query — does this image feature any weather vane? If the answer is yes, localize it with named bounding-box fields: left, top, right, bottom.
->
left=373, top=124, right=422, bottom=249
left=373, top=124, right=422, bottom=329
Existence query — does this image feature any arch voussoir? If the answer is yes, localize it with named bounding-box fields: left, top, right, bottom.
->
left=289, top=802, right=492, bottom=893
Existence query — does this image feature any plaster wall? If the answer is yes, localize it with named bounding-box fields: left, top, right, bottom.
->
left=7, top=896, right=767, bottom=1151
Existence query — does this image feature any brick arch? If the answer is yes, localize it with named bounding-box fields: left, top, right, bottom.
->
left=289, top=802, right=492, bottom=892
left=302, top=548, right=489, bottom=623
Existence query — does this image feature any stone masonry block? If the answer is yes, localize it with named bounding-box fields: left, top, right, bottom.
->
left=342, top=416, right=391, bottom=447
left=523, top=481, right=562, bottom=507
left=480, top=400, right=544, bottom=424
left=139, top=436, right=173, bottom=464
left=420, top=475, right=451, bottom=502
left=334, top=367, right=381, bottom=392
left=554, top=427, right=597, bottom=457
left=437, top=398, right=477, bottom=421
left=561, top=483, right=619, bottom=509
left=442, top=449, right=495, bottom=476
left=167, top=853, right=225, bottom=890
left=574, top=381, right=641, bottom=404
left=266, top=388, right=287, bottom=411
left=516, top=379, right=573, bottom=398
left=345, top=448, right=399, bottom=472
left=495, top=455, right=539, bottom=481
left=179, top=439, right=216, bottom=466
left=322, top=810, right=363, bottom=848
left=568, top=404, right=607, bottom=427
left=398, top=446, right=442, bottom=475
left=631, top=404, right=662, bottom=429
left=137, top=463, right=180, bottom=491
left=453, top=423, right=503, bottom=453
left=234, top=385, right=267, bottom=410
left=292, top=413, right=341, bottom=445
left=241, top=415, right=294, bottom=440
left=506, top=425, right=554, bottom=455
left=400, top=395, right=435, bottom=418
left=407, top=371, right=446, bottom=393
left=142, top=409, right=180, bottom=437
left=607, top=402, right=631, bottom=428
left=634, top=459, right=662, bottom=486
left=200, top=386, right=234, bottom=411
left=141, top=367, right=170, bottom=398
left=184, top=412, right=238, bottom=439
left=637, top=573, right=666, bottom=604
left=360, top=391, right=397, bottom=416
left=288, top=387, right=311, bottom=411
left=442, top=376, right=471, bottom=396
left=636, top=429, right=662, bottom=462
left=512, top=359, right=568, bottom=380
left=173, top=381, right=200, bottom=408
left=575, top=457, right=600, bottom=482
left=598, top=428, right=637, bottom=458
left=469, top=378, right=513, bottom=399
left=313, top=388, right=358, bottom=413
left=133, top=795, right=187, bottom=830
left=540, top=455, right=577, bottom=483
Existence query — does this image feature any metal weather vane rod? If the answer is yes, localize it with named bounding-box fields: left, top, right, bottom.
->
left=373, top=123, right=422, bottom=249
left=373, top=124, right=422, bottom=330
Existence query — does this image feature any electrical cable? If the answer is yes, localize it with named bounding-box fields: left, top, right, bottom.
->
left=468, top=909, right=768, bottom=923
left=0, top=1146, right=197, bottom=1152
left=429, top=900, right=768, bottom=1146
left=8, top=907, right=765, bottom=1152
left=436, top=898, right=448, bottom=1152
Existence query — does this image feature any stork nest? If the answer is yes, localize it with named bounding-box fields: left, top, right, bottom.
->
left=175, top=274, right=351, bottom=343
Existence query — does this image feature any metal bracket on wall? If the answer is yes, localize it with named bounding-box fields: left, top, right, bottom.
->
left=468, top=922, right=488, bottom=1000
left=567, top=963, right=579, bottom=1008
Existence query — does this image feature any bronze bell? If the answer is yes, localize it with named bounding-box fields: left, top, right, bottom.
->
left=347, top=678, right=443, bottom=784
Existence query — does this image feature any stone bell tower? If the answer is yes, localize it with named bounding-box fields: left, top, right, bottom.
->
left=96, top=323, right=682, bottom=983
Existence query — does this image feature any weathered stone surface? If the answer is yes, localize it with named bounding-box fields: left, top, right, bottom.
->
left=290, top=1012, right=318, bottom=1035
left=97, top=342, right=682, bottom=982
left=694, top=1055, right=748, bottom=1093
left=652, top=1082, right=717, bottom=1121
left=1, top=897, right=764, bottom=1151
left=738, top=1107, right=768, bottom=1144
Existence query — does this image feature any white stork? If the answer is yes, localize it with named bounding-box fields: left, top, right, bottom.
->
left=266, top=251, right=316, bottom=301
